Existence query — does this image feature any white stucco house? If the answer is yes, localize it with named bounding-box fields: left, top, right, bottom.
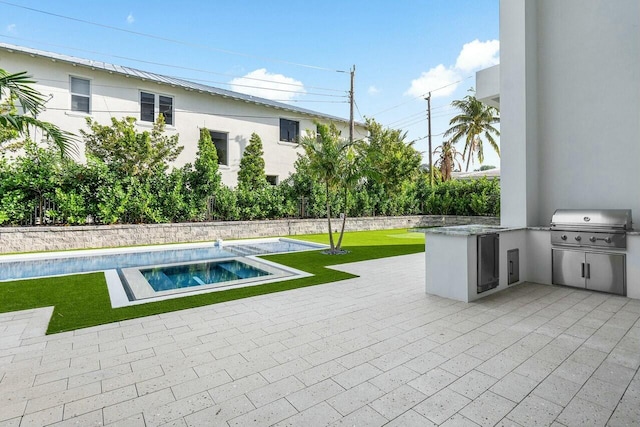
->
left=0, top=43, right=367, bottom=186
left=424, top=0, right=640, bottom=301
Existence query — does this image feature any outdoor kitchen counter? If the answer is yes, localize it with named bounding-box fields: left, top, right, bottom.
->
left=417, top=224, right=526, bottom=236
left=417, top=224, right=530, bottom=303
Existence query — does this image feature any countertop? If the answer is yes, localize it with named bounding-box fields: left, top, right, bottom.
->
left=415, top=225, right=640, bottom=236
left=415, top=224, right=526, bottom=236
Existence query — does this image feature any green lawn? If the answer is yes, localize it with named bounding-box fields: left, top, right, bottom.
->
left=0, top=229, right=424, bottom=335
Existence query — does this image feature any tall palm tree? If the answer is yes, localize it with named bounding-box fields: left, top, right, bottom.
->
left=0, top=69, right=76, bottom=157
left=434, top=139, right=463, bottom=181
left=444, top=91, right=499, bottom=171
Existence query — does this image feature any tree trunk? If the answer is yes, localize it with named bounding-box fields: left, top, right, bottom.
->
left=325, top=180, right=335, bottom=250
left=336, top=188, right=348, bottom=250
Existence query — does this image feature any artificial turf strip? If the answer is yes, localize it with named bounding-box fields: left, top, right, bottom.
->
left=0, top=229, right=425, bottom=334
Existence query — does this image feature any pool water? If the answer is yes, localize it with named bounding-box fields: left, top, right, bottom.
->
left=0, top=238, right=323, bottom=281
left=141, top=260, right=271, bottom=291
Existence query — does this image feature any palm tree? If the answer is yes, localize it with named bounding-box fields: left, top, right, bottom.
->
left=298, top=123, right=355, bottom=254
left=444, top=90, right=499, bottom=171
left=434, top=140, right=463, bottom=181
left=0, top=69, right=76, bottom=157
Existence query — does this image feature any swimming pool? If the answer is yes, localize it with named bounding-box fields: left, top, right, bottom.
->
left=0, top=238, right=323, bottom=281
left=142, top=260, right=271, bottom=291
left=0, top=238, right=324, bottom=307
left=120, top=256, right=298, bottom=301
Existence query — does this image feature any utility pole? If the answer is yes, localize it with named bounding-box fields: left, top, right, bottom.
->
left=349, top=65, right=355, bottom=144
left=426, top=92, right=433, bottom=185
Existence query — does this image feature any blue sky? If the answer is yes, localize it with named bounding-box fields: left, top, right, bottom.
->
left=0, top=0, right=500, bottom=169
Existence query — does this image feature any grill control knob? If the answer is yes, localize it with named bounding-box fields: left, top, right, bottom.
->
left=604, top=237, right=612, bottom=244
left=575, top=236, right=582, bottom=242
left=561, top=234, right=567, bottom=240
left=589, top=236, right=596, bottom=243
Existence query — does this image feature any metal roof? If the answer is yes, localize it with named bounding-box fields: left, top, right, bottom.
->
left=0, top=42, right=358, bottom=125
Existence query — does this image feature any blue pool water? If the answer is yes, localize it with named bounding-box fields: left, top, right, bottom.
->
left=0, top=239, right=321, bottom=281
left=141, top=260, right=271, bottom=291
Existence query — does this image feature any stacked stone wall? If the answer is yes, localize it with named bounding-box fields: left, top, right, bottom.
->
left=0, top=215, right=499, bottom=253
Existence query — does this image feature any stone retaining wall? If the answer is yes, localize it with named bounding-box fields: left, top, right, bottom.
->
left=0, top=215, right=499, bottom=254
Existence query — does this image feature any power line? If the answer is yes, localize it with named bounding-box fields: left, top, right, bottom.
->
left=353, top=99, right=365, bottom=123
left=369, top=75, right=474, bottom=117
left=0, top=0, right=347, bottom=73
left=385, top=111, right=425, bottom=127
left=0, top=35, right=346, bottom=94
left=408, top=131, right=445, bottom=145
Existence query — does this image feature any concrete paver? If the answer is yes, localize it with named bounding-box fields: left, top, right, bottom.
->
left=1, top=252, right=639, bottom=426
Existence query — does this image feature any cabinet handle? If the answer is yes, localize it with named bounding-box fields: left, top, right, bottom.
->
left=509, top=260, right=513, bottom=275
left=586, top=263, right=590, bottom=279
left=581, top=263, right=585, bottom=278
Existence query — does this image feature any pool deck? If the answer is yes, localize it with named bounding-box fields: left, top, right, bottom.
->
left=1, top=253, right=639, bottom=426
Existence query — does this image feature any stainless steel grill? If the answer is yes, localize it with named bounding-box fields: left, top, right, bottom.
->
left=550, top=209, right=631, bottom=295
left=550, top=209, right=632, bottom=249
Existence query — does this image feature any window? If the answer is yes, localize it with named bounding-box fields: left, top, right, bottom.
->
left=266, top=175, right=278, bottom=185
left=159, top=95, right=173, bottom=126
left=209, top=130, right=229, bottom=166
left=140, top=92, right=155, bottom=122
left=280, top=118, right=299, bottom=142
left=140, top=92, right=174, bottom=125
left=70, top=76, right=90, bottom=114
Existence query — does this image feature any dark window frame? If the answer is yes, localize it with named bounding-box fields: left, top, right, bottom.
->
left=209, top=130, right=229, bottom=166
left=266, top=175, right=278, bottom=185
left=279, top=118, right=299, bottom=143
left=140, top=91, right=174, bottom=125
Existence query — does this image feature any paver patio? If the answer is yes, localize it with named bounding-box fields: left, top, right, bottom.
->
left=1, top=253, right=639, bottom=426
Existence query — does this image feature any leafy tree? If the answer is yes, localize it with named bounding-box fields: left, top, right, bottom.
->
left=444, top=89, right=500, bottom=171
left=189, top=128, right=221, bottom=217
left=434, top=140, right=463, bottom=181
left=81, top=115, right=183, bottom=177
left=0, top=97, right=20, bottom=152
left=298, top=123, right=355, bottom=253
left=0, top=69, right=77, bottom=157
left=237, top=132, right=267, bottom=190
left=363, top=118, right=422, bottom=192
left=281, top=155, right=331, bottom=218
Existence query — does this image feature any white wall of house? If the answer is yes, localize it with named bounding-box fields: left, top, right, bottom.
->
left=0, top=46, right=367, bottom=187
left=500, top=0, right=640, bottom=227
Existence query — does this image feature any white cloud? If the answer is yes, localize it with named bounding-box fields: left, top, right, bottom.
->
left=6, top=24, right=16, bottom=33
left=405, top=64, right=460, bottom=98
left=368, top=85, right=380, bottom=95
left=455, top=39, right=500, bottom=72
left=126, top=13, right=135, bottom=24
left=229, top=68, right=305, bottom=102
left=405, top=39, right=499, bottom=98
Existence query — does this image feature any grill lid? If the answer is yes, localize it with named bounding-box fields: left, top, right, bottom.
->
left=550, top=209, right=632, bottom=230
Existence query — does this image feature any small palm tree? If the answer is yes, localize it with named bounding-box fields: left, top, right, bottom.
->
left=444, top=90, right=499, bottom=171
left=434, top=140, right=463, bottom=181
left=0, top=69, right=76, bottom=157
left=298, top=123, right=355, bottom=254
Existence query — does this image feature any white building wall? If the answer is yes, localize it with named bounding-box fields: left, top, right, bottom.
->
left=499, top=0, right=539, bottom=227
left=535, top=0, right=640, bottom=224
left=0, top=49, right=366, bottom=187
left=500, top=0, right=640, bottom=227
